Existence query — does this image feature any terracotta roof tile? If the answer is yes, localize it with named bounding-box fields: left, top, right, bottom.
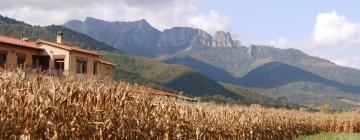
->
left=37, top=40, right=101, bottom=56
left=99, top=59, right=116, bottom=66
left=0, top=35, right=42, bottom=50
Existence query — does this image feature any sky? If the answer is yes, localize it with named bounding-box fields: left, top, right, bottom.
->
left=0, top=0, right=359, bottom=69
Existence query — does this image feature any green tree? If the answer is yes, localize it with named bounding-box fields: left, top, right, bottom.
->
left=320, top=104, right=331, bottom=113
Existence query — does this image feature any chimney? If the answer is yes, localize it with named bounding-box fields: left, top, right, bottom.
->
left=22, top=38, right=29, bottom=42
left=56, top=31, right=64, bottom=44
left=20, top=33, right=24, bottom=41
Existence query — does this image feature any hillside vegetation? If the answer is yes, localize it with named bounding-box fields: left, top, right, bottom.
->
left=176, top=45, right=360, bottom=87
left=170, top=47, right=360, bottom=110
left=100, top=51, right=240, bottom=99
left=1, top=71, right=360, bottom=139
left=296, top=132, right=360, bottom=140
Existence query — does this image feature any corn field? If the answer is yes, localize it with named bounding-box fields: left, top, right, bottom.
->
left=1, top=70, right=360, bottom=139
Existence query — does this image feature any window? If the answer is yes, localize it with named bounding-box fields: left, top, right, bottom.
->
left=93, top=62, right=97, bottom=75
left=0, top=50, right=7, bottom=67
left=55, top=59, right=64, bottom=71
left=76, top=60, right=87, bottom=74
left=17, top=53, right=26, bottom=66
left=105, top=67, right=110, bottom=76
left=32, top=55, right=50, bottom=70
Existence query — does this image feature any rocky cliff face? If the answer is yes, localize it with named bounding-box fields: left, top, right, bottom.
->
left=156, top=28, right=240, bottom=49
left=156, top=27, right=212, bottom=48
left=233, top=40, right=242, bottom=47
left=64, top=17, right=242, bottom=56
left=212, top=31, right=233, bottom=47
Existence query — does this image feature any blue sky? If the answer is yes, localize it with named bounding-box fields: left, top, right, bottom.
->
left=0, top=0, right=359, bottom=69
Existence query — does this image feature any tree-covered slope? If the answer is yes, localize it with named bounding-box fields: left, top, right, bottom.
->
left=101, top=52, right=291, bottom=106
left=257, top=82, right=360, bottom=110
left=176, top=46, right=360, bottom=87
left=172, top=48, right=360, bottom=110
left=238, top=61, right=360, bottom=93
left=164, top=56, right=238, bottom=83
left=220, top=83, right=298, bottom=108
left=100, top=51, right=241, bottom=99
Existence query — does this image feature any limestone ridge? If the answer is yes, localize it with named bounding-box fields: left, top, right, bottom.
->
left=64, top=17, right=242, bottom=52
left=212, top=31, right=237, bottom=48
left=233, top=40, right=242, bottom=47
left=156, top=27, right=212, bottom=48
left=156, top=28, right=242, bottom=49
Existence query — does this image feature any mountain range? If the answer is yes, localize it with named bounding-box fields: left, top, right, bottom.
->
left=64, top=17, right=360, bottom=110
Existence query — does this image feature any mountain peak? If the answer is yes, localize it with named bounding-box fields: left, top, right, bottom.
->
left=212, top=31, right=234, bottom=48
left=137, top=19, right=148, bottom=24
left=132, top=19, right=152, bottom=27
left=215, top=31, right=231, bottom=36
left=83, top=17, right=151, bottom=27
left=138, top=19, right=147, bottom=23
left=64, top=17, right=161, bottom=57
left=84, top=17, right=103, bottom=22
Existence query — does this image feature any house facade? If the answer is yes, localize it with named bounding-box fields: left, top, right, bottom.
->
left=0, top=32, right=115, bottom=79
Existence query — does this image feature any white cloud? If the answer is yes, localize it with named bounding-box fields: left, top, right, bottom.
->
left=123, top=0, right=176, bottom=9
left=266, top=37, right=317, bottom=52
left=266, top=11, right=360, bottom=69
left=0, top=0, right=230, bottom=33
left=312, top=11, right=360, bottom=46
left=267, top=37, right=292, bottom=49
left=187, top=10, right=230, bottom=34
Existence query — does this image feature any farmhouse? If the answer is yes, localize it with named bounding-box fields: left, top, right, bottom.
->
left=0, top=32, right=115, bottom=79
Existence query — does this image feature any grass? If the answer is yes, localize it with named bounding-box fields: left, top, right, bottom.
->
left=296, top=132, right=360, bottom=140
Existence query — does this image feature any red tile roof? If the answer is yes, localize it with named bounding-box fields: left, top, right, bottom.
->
left=99, top=59, right=116, bottom=66
left=0, top=35, right=42, bottom=50
left=37, top=40, right=101, bottom=56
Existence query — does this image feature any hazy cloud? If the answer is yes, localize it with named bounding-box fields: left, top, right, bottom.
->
left=0, top=0, right=104, bottom=10
left=0, top=0, right=230, bottom=33
left=312, top=11, right=360, bottom=46
left=268, top=37, right=360, bottom=69
left=188, top=10, right=230, bottom=34
left=334, top=57, right=360, bottom=69
left=123, top=0, right=177, bottom=9
left=266, top=11, right=360, bottom=69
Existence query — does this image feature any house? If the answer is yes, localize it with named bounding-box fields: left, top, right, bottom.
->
left=0, top=32, right=115, bottom=79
